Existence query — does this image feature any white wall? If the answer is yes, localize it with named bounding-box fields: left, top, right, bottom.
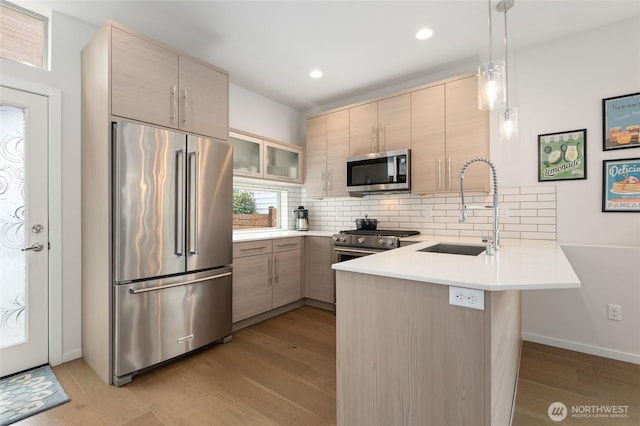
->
left=1, top=12, right=95, bottom=362
left=502, top=17, right=640, bottom=363
left=229, top=83, right=302, bottom=146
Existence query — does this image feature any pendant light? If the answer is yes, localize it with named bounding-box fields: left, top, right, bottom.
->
left=477, top=0, right=506, bottom=111
left=497, top=0, right=517, bottom=140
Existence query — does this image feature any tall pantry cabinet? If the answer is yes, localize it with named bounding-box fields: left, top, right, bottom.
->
left=81, top=20, right=229, bottom=384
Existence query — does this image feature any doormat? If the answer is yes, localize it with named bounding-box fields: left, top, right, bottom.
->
left=0, top=365, right=70, bottom=425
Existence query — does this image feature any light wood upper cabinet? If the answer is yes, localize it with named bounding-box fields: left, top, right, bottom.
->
left=306, top=115, right=327, bottom=198
left=349, top=102, right=378, bottom=155
left=445, top=76, right=489, bottom=192
left=306, top=110, right=349, bottom=197
left=111, top=26, right=228, bottom=140
left=178, top=56, right=228, bottom=140
left=111, top=27, right=178, bottom=129
left=349, top=94, right=411, bottom=156
left=411, top=76, right=489, bottom=194
left=411, top=85, right=446, bottom=194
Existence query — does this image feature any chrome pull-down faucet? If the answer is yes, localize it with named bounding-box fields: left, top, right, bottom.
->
left=459, top=157, right=500, bottom=255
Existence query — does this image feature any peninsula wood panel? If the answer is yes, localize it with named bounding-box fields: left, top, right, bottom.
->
left=336, top=271, right=486, bottom=425
left=336, top=271, right=521, bottom=426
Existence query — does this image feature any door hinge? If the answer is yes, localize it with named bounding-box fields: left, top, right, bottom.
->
left=48, top=242, right=51, bottom=250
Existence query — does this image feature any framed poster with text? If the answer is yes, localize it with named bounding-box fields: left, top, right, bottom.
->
left=603, top=92, right=640, bottom=150
left=602, top=158, right=640, bottom=212
left=538, top=129, right=586, bottom=182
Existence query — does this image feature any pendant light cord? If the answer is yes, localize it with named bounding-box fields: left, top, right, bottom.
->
left=504, top=5, right=509, bottom=108
left=488, top=0, right=493, bottom=61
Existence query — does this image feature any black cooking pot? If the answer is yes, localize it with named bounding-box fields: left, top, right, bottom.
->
left=355, top=215, right=378, bottom=230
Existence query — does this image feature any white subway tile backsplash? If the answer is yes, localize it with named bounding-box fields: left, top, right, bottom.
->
left=301, top=185, right=557, bottom=240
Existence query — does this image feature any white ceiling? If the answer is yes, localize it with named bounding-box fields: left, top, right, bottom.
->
left=19, top=0, right=640, bottom=111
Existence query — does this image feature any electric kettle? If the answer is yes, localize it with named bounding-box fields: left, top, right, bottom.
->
left=293, top=206, right=309, bottom=231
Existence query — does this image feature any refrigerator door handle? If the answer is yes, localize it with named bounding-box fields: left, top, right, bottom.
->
left=128, top=272, right=232, bottom=294
left=188, top=150, right=199, bottom=254
left=175, top=149, right=185, bottom=256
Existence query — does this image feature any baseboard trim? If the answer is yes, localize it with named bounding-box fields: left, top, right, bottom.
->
left=522, top=332, right=640, bottom=365
left=61, top=349, right=82, bottom=364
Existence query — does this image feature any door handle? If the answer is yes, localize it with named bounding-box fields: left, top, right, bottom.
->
left=187, top=151, right=198, bottom=254
left=175, top=149, right=185, bottom=256
left=22, top=243, right=44, bottom=252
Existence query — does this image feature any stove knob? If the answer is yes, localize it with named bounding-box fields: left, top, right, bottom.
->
left=387, top=239, right=394, bottom=246
left=358, top=237, right=365, bottom=244
left=339, top=236, right=346, bottom=243
left=378, top=239, right=386, bottom=245
left=332, top=236, right=338, bottom=242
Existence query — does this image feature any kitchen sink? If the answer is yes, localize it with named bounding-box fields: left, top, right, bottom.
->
left=418, top=243, right=486, bottom=256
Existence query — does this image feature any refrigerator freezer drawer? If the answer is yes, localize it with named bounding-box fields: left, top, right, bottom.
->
left=113, top=268, right=232, bottom=383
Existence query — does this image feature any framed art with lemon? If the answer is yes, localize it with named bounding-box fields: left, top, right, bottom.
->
left=603, top=92, right=640, bottom=150
left=538, top=129, right=587, bottom=182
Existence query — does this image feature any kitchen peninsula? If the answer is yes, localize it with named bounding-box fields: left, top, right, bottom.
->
left=333, top=238, right=580, bottom=426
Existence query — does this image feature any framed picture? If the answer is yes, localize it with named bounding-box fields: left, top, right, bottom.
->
left=602, top=92, right=640, bottom=150
left=538, top=129, right=587, bottom=182
left=602, top=158, right=640, bottom=212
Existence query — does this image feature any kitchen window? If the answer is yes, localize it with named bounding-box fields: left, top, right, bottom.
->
left=0, top=1, right=48, bottom=69
left=233, top=187, right=285, bottom=231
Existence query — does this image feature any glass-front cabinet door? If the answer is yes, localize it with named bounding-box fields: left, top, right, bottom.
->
left=229, top=132, right=262, bottom=177
left=264, top=141, right=303, bottom=182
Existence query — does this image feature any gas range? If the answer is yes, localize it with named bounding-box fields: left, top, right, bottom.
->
left=332, top=229, right=420, bottom=250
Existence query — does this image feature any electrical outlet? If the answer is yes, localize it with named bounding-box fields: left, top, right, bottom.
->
left=607, top=304, right=622, bottom=321
left=449, top=286, right=484, bottom=310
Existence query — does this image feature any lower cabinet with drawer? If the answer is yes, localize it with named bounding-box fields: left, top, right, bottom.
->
left=232, top=237, right=302, bottom=323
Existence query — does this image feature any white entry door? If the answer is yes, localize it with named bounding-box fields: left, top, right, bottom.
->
left=0, top=86, right=49, bottom=377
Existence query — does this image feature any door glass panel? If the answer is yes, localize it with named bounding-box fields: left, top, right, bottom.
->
left=229, top=134, right=261, bottom=174
left=0, top=104, right=26, bottom=348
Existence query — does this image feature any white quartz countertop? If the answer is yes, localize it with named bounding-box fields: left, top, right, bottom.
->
left=233, top=229, right=334, bottom=242
left=332, top=237, right=581, bottom=291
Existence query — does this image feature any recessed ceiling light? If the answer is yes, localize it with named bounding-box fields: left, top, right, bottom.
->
left=310, top=70, right=323, bottom=79
left=415, top=28, right=434, bottom=41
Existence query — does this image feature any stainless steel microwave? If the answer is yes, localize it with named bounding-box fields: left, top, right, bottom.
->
left=346, top=149, right=410, bottom=194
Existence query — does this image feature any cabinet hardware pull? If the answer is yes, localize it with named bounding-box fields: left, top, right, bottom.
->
left=171, top=85, right=177, bottom=125
left=277, top=243, right=298, bottom=248
left=240, top=246, right=267, bottom=251
left=447, top=157, right=452, bottom=189
left=438, top=158, right=442, bottom=190
left=274, top=257, right=278, bottom=283
left=379, top=125, right=384, bottom=151
left=129, top=272, right=232, bottom=294
left=183, top=89, right=189, bottom=127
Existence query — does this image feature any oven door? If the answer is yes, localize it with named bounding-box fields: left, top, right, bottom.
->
left=332, top=247, right=385, bottom=263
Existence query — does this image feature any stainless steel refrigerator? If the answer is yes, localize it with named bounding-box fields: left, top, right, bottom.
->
left=112, top=120, right=233, bottom=386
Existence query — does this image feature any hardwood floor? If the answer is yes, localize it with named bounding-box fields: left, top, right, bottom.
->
left=513, top=341, right=640, bottom=426
left=17, top=306, right=639, bottom=425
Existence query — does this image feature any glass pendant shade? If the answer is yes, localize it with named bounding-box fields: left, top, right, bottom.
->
left=477, top=60, right=506, bottom=111
left=498, top=107, right=518, bottom=140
